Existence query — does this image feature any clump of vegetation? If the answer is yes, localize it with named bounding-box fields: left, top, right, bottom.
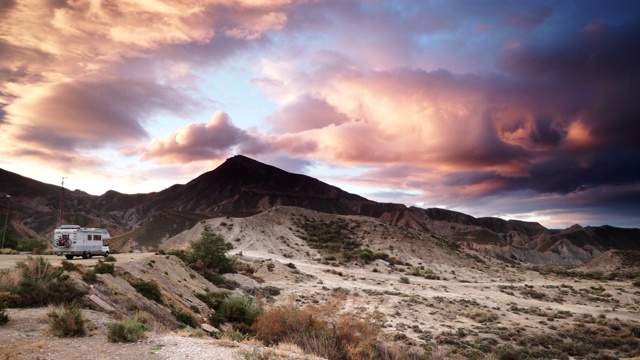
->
left=465, top=309, right=499, bottom=323
left=47, top=305, right=86, bottom=337
left=252, top=300, right=405, bottom=360
left=0, top=300, right=8, bottom=325
left=60, top=260, right=79, bottom=272
left=107, top=317, right=148, bottom=342
left=0, top=256, right=87, bottom=307
left=195, top=290, right=231, bottom=310
left=210, top=294, right=263, bottom=333
left=399, top=276, right=410, bottom=284
left=129, top=280, right=163, bottom=304
left=17, top=237, right=49, bottom=254
left=169, top=231, right=235, bottom=284
left=172, top=308, right=198, bottom=328
left=104, top=255, right=117, bottom=262
left=95, top=260, right=115, bottom=274
left=82, top=259, right=115, bottom=283
left=236, top=347, right=279, bottom=360
left=295, top=218, right=363, bottom=260
left=408, top=267, right=440, bottom=280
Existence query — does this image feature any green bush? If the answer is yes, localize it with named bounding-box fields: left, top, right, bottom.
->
left=47, top=305, right=86, bottom=337
left=0, top=300, right=8, bottom=325
left=195, top=290, right=231, bottom=310
left=0, top=226, right=18, bottom=250
left=130, top=280, right=163, bottom=304
left=210, top=294, right=263, bottom=331
left=107, top=318, right=148, bottom=342
left=0, top=256, right=87, bottom=307
left=188, top=231, right=235, bottom=272
left=17, top=237, right=49, bottom=254
left=82, top=269, right=97, bottom=283
left=466, top=309, right=499, bottom=323
left=95, top=260, right=114, bottom=275
left=103, top=255, right=117, bottom=262
left=60, top=260, right=79, bottom=272
left=172, top=308, right=198, bottom=328
left=399, top=276, right=410, bottom=284
left=170, top=231, right=235, bottom=282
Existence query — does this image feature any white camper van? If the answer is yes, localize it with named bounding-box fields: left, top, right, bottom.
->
left=53, top=225, right=111, bottom=260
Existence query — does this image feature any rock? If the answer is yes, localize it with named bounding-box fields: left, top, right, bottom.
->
left=222, top=273, right=262, bottom=291
left=200, top=323, right=219, bottom=333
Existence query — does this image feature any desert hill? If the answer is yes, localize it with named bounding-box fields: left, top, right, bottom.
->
left=1, top=155, right=639, bottom=264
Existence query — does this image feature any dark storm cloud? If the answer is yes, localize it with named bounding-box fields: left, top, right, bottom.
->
left=499, top=19, right=640, bottom=149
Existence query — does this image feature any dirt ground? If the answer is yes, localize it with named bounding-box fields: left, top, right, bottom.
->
left=0, top=307, right=265, bottom=360
left=0, top=253, right=155, bottom=270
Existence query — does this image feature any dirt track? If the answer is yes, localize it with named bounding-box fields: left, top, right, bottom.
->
left=0, top=252, right=155, bottom=270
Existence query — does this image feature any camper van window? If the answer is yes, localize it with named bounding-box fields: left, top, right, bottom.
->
left=87, top=235, right=93, bottom=240
left=95, top=235, right=101, bottom=240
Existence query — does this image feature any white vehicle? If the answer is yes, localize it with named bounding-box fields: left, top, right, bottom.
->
left=53, top=225, right=111, bottom=260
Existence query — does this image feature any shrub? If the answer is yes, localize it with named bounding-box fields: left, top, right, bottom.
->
left=103, top=255, right=117, bottom=262
left=210, top=294, right=263, bottom=332
left=399, top=276, right=410, bottom=284
left=107, top=317, right=148, bottom=342
left=17, top=237, right=49, bottom=254
left=187, top=231, right=235, bottom=274
left=252, top=300, right=390, bottom=360
left=129, top=280, right=163, bottom=304
left=82, top=269, right=97, bottom=283
left=60, top=260, right=79, bottom=272
left=47, top=305, right=86, bottom=337
left=172, top=308, right=198, bottom=328
left=94, top=260, right=114, bottom=275
left=196, top=290, right=231, bottom=310
left=0, top=300, right=8, bottom=325
left=0, top=256, right=87, bottom=307
left=236, top=347, right=279, bottom=360
left=466, top=309, right=499, bottom=323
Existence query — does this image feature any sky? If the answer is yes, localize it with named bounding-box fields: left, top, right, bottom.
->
left=1, top=0, right=640, bottom=229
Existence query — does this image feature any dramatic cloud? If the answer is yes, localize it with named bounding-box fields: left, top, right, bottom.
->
left=142, top=111, right=256, bottom=163
left=1, top=0, right=639, bottom=227
left=0, top=0, right=296, bottom=169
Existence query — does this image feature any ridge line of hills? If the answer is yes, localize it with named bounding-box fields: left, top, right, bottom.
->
left=1, top=155, right=638, bottom=264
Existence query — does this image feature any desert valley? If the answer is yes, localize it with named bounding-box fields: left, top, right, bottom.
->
left=0, top=156, right=639, bottom=359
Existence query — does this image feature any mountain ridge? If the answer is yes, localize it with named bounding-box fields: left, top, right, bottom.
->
left=1, top=155, right=638, bottom=263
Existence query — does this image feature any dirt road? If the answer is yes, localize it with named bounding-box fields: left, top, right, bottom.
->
left=0, top=252, right=155, bottom=270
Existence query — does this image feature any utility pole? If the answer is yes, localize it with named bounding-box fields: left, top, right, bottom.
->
left=59, top=177, right=67, bottom=227
left=1, top=195, right=10, bottom=249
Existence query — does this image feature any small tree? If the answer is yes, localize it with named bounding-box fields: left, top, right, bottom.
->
left=186, top=231, right=235, bottom=274
left=0, top=226, right=18, bottom=250
left=17, top=237, right=49, bottom=254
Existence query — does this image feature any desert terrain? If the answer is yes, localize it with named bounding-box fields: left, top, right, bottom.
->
left=1, top=206, right=639, bottom=359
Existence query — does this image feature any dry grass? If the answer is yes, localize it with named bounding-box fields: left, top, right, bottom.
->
left=252, top=299, right=420, bottom=360
left=47, top=305, right=86, bottom=337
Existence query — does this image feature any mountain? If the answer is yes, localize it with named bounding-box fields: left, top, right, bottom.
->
left=1, top=155, right=638, bottom=263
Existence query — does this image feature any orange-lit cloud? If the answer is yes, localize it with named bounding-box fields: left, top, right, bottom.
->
left=1, top=0, right=639, bottom=227
left=141, top=111, right=256, bottom=163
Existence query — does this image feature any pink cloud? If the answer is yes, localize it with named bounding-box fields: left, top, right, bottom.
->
left=141, top=111, right=256, bottom=163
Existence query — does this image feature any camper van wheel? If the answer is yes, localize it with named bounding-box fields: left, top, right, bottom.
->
left=82, top=252, right=89, bottom=259
left=65, top=255, right=73, bottom=260
left=104, top=251, right=109, bottom=257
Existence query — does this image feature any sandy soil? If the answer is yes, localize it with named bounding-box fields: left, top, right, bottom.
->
left=0, top=253, right=155, bottom=270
